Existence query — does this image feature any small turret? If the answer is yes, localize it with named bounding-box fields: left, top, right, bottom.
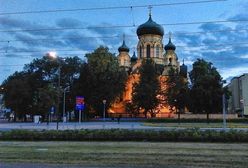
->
left=180, top=59, right=188, bottom=78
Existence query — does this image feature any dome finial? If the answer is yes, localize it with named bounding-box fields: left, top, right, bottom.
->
left=122, top=33, right=126, bottom=45
left=118, top=34, right=129, bottom=53
left=169, top=32, right=172, bottom=41
left=148, top=5, right=152, bottom=17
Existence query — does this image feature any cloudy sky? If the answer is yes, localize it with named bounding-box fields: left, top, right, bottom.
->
left=0, top=0, right=248, bottom=83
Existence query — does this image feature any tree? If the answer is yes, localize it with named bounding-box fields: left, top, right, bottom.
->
left=2, top=55, right=84, bottom=122
left=125, top=101, right=139, bottom=118
left=132, top=59, right=160, bottom=118
left=74, top=46, right=127, bottom=117
left=189, top=59, right=224, bottom=122
left=165, top=67, right=189, bottom=121
left=36, top=85, right=58, bottom=120
left=2, top=72, right=33, bottom=121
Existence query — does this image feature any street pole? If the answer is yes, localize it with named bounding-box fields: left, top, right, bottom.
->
left=103, top=100, right=106, bottom=121
left=63, top=86, right=69, bottom=123
left=56, top=65, right=61, bottom=130
left=222, top=94, right=227, bottom=130
left=63, top=89, right=65, bottom=122
left=79, top=110, right=81, bottom=123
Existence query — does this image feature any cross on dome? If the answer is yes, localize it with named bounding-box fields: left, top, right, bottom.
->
left=148, top=5, right=152, bottom=17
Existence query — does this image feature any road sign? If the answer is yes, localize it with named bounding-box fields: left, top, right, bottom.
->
left=76, top=96, right=85, bottom=110
left=50, top=106, right=55, bottom=114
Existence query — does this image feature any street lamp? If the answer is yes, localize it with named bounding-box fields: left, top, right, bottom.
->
left=63, top=86, right=70, bottom=122
left=47, top=51, right=62, bottom=130
left=103, top=99, right=107, bottom=121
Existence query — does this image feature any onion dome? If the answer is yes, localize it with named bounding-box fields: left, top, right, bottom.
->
left=136, top=15, right=164, bottom=36
left=118, top=40, right=129, bottom=52
left=180, top=59, right=188, bottom=78
left=131, top=51, right=137, bottom=62
left=164, top=37, right=176, bottom=51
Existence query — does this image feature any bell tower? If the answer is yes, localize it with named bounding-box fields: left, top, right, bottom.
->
left=117, top=34, right=131, bottom=71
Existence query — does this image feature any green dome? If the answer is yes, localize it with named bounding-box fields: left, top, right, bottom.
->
left=164, top=37, right=176, bottom=51
left=118, top=40, right=129, bottom=52
left=137, top=15, right=164, bottom=36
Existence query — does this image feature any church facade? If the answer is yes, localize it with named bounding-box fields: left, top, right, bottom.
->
left=109, top=13, right=187, bottom=118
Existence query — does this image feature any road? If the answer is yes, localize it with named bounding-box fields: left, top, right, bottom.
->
left=0, top=121, right=248, bottom=131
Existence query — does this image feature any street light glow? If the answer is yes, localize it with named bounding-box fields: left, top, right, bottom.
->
left=47, top=51, right=57, bottom=59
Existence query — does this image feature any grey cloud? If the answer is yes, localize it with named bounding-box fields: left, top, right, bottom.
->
left=56, top=18, right=84, bottom=28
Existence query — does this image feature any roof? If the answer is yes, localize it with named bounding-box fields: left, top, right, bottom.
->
left=136, top=15, right=164, bottom=36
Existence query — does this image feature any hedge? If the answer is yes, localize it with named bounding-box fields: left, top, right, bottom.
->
left=0, top=129, right=248, bottom=142
left=145, top=118, right=248, bottom=123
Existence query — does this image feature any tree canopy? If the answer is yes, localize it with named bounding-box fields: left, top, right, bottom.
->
left=189, top=59, right=224, bottom=121
left=132, top=59, right=160, bottom=117
left=165, top=67, right=189, bottom=120
left=73, top=46, right=127, bottom=117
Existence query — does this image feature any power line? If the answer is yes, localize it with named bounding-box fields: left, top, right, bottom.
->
left=1, top=41, right=248, bottom=55
left=0, top=18, right=246, bottom=33
left=0, top=27, right=247, bottom=43
left=0, top=0, right=227, bottom=15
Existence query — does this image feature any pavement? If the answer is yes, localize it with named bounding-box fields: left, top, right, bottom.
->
left=1, top=121, right=248, bottom=131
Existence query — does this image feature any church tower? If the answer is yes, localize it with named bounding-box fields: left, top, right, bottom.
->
left=163, top=33, right=180, bottom=75
left=136, top=7, right=164, bottom=65
left=117, top=35, right=131, bottom=71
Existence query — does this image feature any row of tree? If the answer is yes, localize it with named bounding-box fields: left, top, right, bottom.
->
left=126, top=58, right=229, bottom=121
left=1, top=47, right=127, bottom=121
left=1, top=46, right=228, bottom=121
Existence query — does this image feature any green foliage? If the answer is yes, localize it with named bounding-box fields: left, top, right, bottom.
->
left=74, top=46, right=127, bottom=117
left=165, top=67, right=189, bottom=115
left=146, top=118, right=248, bottom=123
left=132, top=59, right=160, bottom=117
left=125, top=101, right=140, bottom=117
left=2, top=56, right=83, bottom=120
left=2, top=72, right=33, bottom=121
left=189, top=59, right=224, bottom=119
left=1, top=129, right=248, bottom=142
left=36, top=84, right=58, bottom=117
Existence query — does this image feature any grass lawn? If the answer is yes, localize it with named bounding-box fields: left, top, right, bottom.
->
left=143, top=122, right=248, bottom=128
left=0, top=141, right=247, bottom=168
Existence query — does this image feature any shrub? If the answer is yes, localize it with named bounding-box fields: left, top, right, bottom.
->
left=0, top=129, right=248, bottom=142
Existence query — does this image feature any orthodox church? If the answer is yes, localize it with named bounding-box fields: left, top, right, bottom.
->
left=109, top=11, right=187, bottom=117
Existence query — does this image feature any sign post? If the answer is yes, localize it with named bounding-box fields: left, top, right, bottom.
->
left=76, top=96, right=85, bottom=123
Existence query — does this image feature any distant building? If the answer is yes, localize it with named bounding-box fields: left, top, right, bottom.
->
left=227, top=73, right=248, bottom=116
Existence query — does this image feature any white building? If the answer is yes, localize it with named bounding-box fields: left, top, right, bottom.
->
left=228, top=74, right=248, bottom=116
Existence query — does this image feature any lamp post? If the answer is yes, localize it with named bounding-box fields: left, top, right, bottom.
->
left=222, top=94, right=227, bottom=130
left=47, top=51, right=62, bottom=130
left=103, top=99, right=107, bottom=121
left=63, top=86, right=70, bottom=122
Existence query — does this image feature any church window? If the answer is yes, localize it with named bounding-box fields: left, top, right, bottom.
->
left=140, top=47, right=142, bottom=58
left=156, top=45, right=160, bottom=57
left=147, top=45, right=150, bottom=58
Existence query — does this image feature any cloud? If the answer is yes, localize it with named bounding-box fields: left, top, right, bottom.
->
left=174, top=11, right=248, bottom=80
left=220, top=66, right=248, bottom=80
left=56, top=18, right=84, bottom=28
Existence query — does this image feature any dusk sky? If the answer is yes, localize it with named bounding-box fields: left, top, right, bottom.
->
left=1, top=0, right=248, bottom=83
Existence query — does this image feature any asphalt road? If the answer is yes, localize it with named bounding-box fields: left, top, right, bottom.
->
left=0, top=121, right=248, bottom=131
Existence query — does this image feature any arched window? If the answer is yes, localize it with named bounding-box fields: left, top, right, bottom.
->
left=147, top=45, right=150, bottom=58
left=156, top=45, right=160, bottom=57
left=139, top=47, right=142, bottom=58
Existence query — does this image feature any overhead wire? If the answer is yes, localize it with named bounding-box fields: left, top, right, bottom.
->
left=0, top=27, right=248, bottom=43
left=0, top=0, right=227, bottom=15
left=0, top=18, right=247, bottom=33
